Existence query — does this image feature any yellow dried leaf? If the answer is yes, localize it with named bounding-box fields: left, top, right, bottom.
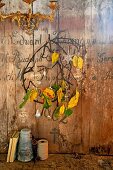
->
left=72, top=55, right=78, bottom=67
left=57, top=88, right=64, bottom=104
left=68, top=89, right=80, bottom=109
left=61, top=80, right=66, bottom=89
left=78, top=57, right=83, bottom=69
left=47, top=99, right=52, bottom=106
left=52, top=52, right=59, bottom=64
left=59, top=105, right=65, bottom=116
left=72, top=56, right=83, bottom=69
left=76, top=89, right=80, bottom=99
left=29, top=89, right=38, bottom=101
left=23, top=0, right=36, bottom=4
left=43, top=88, right=55, bottom=99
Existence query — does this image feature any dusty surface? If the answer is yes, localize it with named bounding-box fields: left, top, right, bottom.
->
left=0, top=154, right=113, bottom=170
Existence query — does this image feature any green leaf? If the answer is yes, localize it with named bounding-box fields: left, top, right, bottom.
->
left=51, top=84, right=60, bottom=91
left=19, top=100, right=27, bottom=108
left=64, top=108, right=73, bottom=117
left=61, top=96, right=65, bottom=102
left=23, top=90, right=31, bottom=100
left=19, top=89, right=31, bottom=108
left=53, top=106, right=60, bottom=118
left=42, top=93, right=49, bottom=100
left=43, top=100, right=49, bottom=109
left=43, top=99, right=51, bottom=109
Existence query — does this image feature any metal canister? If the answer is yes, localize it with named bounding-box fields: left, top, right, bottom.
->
left=18, top=128, right=33, bottom=162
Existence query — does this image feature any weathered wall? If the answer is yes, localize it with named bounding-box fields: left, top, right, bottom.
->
left=0, top=0, right=113, bottom=154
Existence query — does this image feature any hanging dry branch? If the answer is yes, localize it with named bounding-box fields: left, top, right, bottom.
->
left=20, top=31, right=87, bottom=123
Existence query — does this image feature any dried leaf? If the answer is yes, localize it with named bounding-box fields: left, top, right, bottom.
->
left=23, top=0, right=36, bottom=4
left=52, top=52, right=59, bottom=64
left=59, top=105, right=65, bottom=116
left=48, top=2, right=58, bottom=10
left=29, top=89, right=38, bottom=101
left=76, top=89, right=80, bottom=99
left=57, top=88, right=64, bottom=104
left=43, top=88, right=55, bottom=99
left=68, top=89, right=80, bottom=109
left=61, top=80, right=66, bottom=90
left=0, top=3, right=5, bottom=8
left=72, top=56, right=83, bottom=69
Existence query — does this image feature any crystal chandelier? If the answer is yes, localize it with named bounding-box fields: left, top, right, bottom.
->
left=0, top=0, right=58, bottom=34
